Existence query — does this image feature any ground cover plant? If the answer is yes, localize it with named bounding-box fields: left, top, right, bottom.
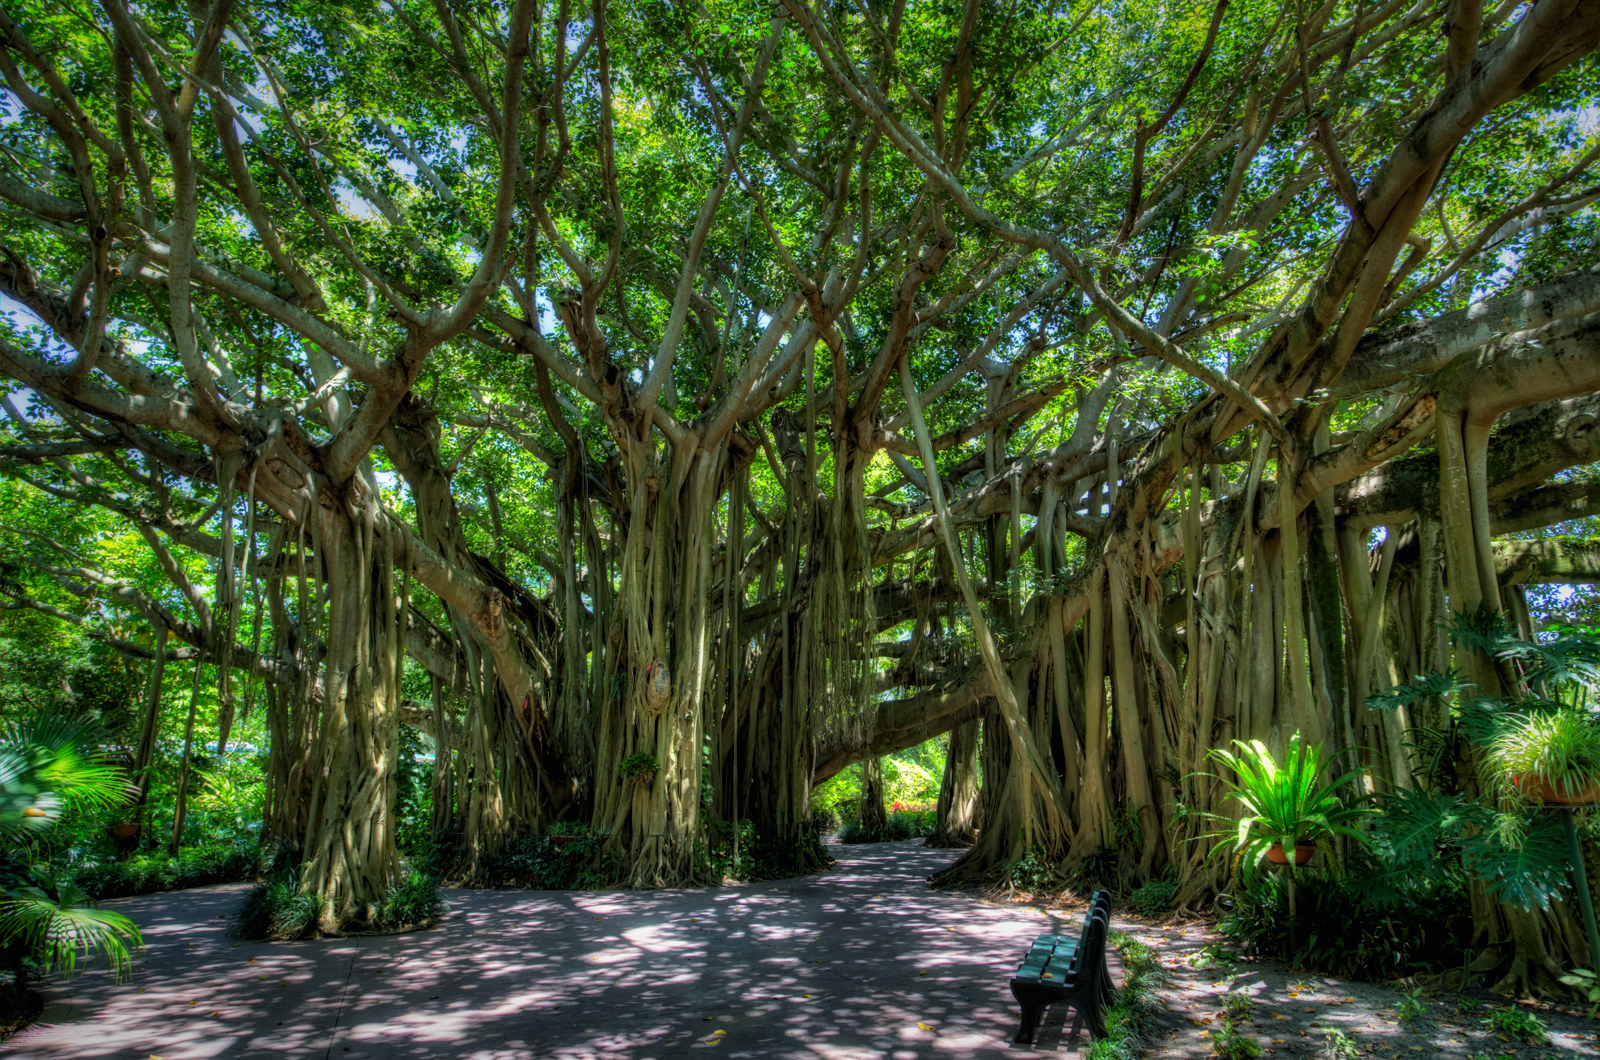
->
left=0, top=0, right=1595, bottom=1037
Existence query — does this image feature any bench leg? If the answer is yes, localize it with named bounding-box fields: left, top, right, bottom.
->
left=1013, top=1000, right=1045, bottom=1045
left=1084, top=997, right=1109, bottom=1039
left=1010, top=982, right=1051, bottom=1046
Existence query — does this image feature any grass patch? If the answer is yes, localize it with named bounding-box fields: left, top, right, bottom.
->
left=1088, top=930, right=1162, bottom=1060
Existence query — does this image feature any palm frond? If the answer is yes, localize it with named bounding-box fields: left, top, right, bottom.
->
left=0, top=881, right=143, bottom=980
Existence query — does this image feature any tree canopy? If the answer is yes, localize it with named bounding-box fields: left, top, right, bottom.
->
left=0, top=0, right=1597, bottom=988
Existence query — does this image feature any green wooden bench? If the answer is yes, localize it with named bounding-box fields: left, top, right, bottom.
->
left=1009, top=889, right=1113, bottom=1045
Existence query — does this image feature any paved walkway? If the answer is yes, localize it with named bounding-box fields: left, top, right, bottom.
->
left=8, top=842, right=1117, bottom=1059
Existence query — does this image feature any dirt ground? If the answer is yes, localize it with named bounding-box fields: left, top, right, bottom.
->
left=1015, top=894, right=1598, bottom=1059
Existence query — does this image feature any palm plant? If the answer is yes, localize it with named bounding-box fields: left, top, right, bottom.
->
left=0, top=873, right=141, bottom=981
left=0, top=713, right=130, bottom=839
left=0, top=713, right=142, bottom=1012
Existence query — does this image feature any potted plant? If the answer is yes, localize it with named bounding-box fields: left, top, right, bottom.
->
left=105, top=822, right=141, bottom=855
left=1199, top=735, right=1372, bottom=881
left=1486, top=705, right=1600, bottom=806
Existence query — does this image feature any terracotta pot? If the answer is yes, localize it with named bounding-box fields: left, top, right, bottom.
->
left=1266, top=842, right=1315, bottom=866
left=106, top=822, right=141, bottom=855
left=1513, top=773, right=1600, bottom=805
left=550, top=834, right=579, bottom=847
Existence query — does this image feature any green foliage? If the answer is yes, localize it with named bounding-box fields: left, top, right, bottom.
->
left=1556, top=967, right=1599, bottom=1018
left=0, top=869, right=141, bottom=981
left=1199, top=735, right=1371, bottom=880
left=1364, top=615, right=1600, bottom=912
left=1188, top=941, right=1239, bottom=971
left=1486, top=706, right=1600, bottom=800
left=1222, top=989, right=1255, bottom=1019
left=1085, top=931, right=1161, bottom=1060
left=480, top=825, right=625, bottom=890
left=1211, top=1017, right=1263, bottom=1060
left=234, top=879, right=322, bottom=941
left=837, top=807, right=936, bottom=844
left=1321, top=1028, right=1359, bottom=1060
left=236, top=866, right=442, bottom=939
left=1218, top=863, right=1471, bottom=980
left=1484, top=1006, right=1547, bottom=1044
left=618, top=752, right=661, bottom=783
left=1395, top=986, right=1426, bottom=1023
left=1129, top=878, right=1177, bottom=917
left=1001, top=848, right=1064, bottom=893
left=374, top=870, right=446, bottom=930
left=1, top=711, right=143, bottom=1017
left=69, top=843, right=256, bottom=901
left=394, top=727, right=431, bottom=855
left=0, top=714, right=129, bottom=841
left=695, top=820, right=831, bottom=882
left=810, top=740, right=946, bottom=827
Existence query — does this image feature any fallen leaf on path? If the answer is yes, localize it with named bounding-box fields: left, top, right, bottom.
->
left=917, top=1022, right=934, bottom=1031
left=713, top=1029, right=727, bottom=1035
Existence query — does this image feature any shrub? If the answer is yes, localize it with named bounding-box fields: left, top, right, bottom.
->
left=68, top=843, right=256, bottom=900
left=482, top=825, right=624, bottom=889
left=1130, top=878, right=1176, bottom=917
left=235, top=868, right=443, bottom=939
left=1217, top=858, right=1470, bottom=980
left=234, top=879, right=321, bottom=940
left=372, top=870, right=445, bottom=930
left=838, top=808, right=935, bottom=844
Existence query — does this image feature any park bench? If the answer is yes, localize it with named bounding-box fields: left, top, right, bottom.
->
left=1008, top=889, right=1114, bottom=1045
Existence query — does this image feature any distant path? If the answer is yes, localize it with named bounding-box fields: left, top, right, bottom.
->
left=7, top=842, right=1118, bottom=1059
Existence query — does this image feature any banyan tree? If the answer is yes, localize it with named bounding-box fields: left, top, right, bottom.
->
left=1, top=0, right=1598, bottom=989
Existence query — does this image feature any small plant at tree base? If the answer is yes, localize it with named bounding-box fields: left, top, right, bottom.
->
left=1130, top=878, right=1177, bottom=917
left=617, top=753, right=661, bottom=784
left=1222, top=989, right=1255, bottom=1019
left=1395, top=986, right=1426, bottom=1023
left=1321, top=1028, right=1359, bottom=1060
left=1485, top=1006, right=1547, bottom=1044
left=1455, top=995, right=1482, bottom=1015
left=1189, top=941, right=1238, bottom=970
left=1556, top=967, right=1599, bottom=1018
left=1211, top=1017, right=1262, bottom=1060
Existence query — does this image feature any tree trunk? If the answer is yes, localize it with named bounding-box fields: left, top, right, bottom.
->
left=926, top=718, right=979, bottom=847
left=859, top=757, right=888, bottom=838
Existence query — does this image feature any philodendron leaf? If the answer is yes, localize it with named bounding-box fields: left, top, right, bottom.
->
left=1460, top=815, right=1571, bottom=911
left=1365, top=669, right=1471, bottom=712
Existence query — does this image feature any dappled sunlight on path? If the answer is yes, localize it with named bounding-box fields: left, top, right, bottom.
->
left=6, top=842, right=1118, bottom=1058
